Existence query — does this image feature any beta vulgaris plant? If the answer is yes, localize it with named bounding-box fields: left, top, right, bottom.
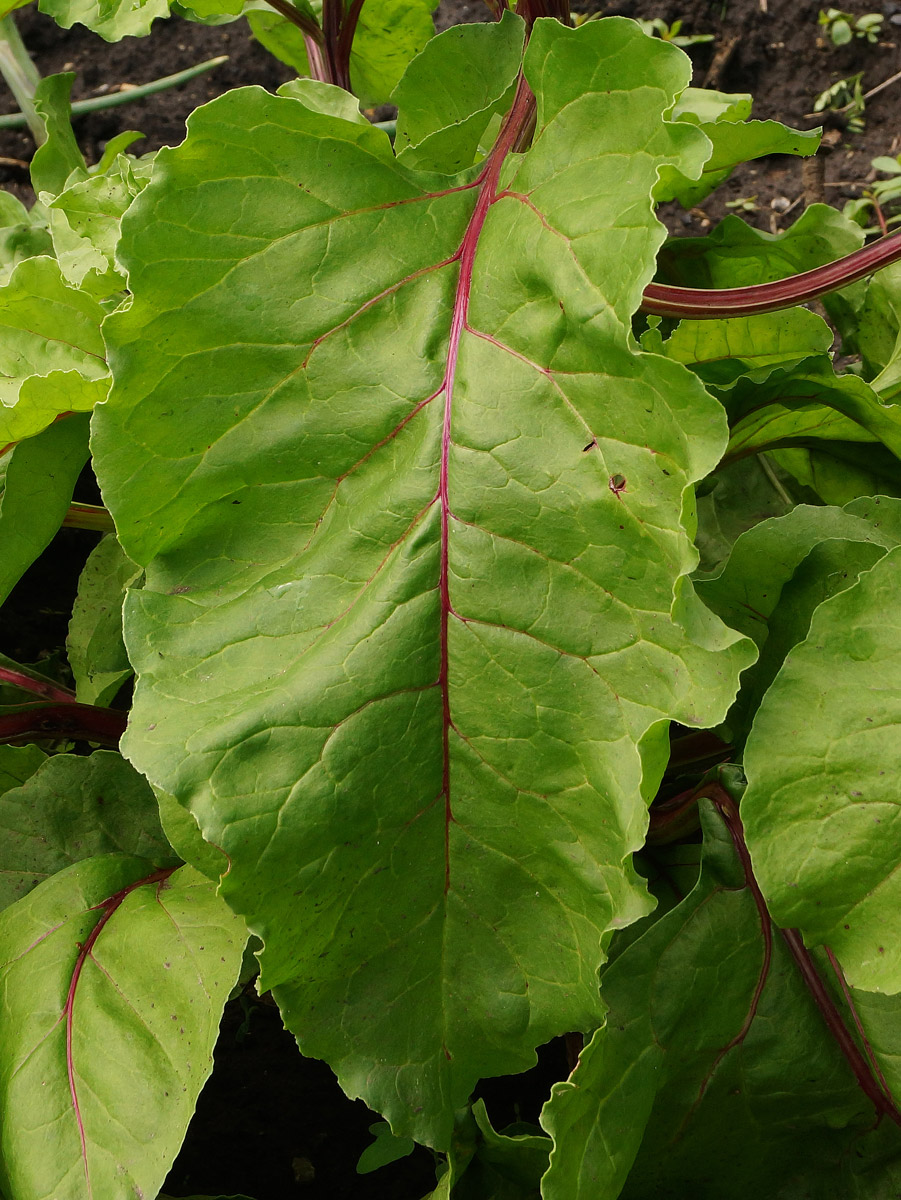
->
left=3, top=0, right=901, bottom=1196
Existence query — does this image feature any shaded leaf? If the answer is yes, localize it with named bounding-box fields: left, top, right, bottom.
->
left=0, top=748, right=177, bottom=911
left=697, top=501, right=901, bottom=736
left=0, top=414, right=90, bottom=607
left=541, top=802, right=901, bottom=1200
left=67, top=533, right=140, bottom=706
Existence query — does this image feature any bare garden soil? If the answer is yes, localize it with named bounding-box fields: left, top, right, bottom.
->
left=1, top=0, right=899, bottom=1196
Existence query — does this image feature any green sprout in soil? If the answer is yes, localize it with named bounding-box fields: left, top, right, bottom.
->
left=637, top=17, right=714, bottom=47
left=813, top=72, right=866, bottom=132
left=818, top=7, right=883, bottom=45
left=844, top=152, right=901, bottom=234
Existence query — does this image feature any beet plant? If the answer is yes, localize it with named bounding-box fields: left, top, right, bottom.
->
left=1, top=2, right=901, bottom=1197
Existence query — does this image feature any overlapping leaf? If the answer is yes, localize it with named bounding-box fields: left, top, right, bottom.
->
left=697, top=500, right=901, bottom=736
left=744, top=546, right=901, bottom=992
left=655, top=87, right=818, bottom=208
left=94, top=17, right=753, bottom=1145
left=0, top=858, right=246, bottom=1200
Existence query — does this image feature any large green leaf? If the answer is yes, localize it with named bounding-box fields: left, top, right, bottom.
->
left=0, top=749, right=177, bottom=910
left=744, top=546, right=901, bottom=992
left=94, top=18, right=753, bottom=1146
left=541, top=801, right=901, bottom=1200
left=0, top=858, right=246, bottom=1200
left=393, top=13, right=524, bottom=174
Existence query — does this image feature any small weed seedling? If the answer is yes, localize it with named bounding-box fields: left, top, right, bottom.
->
left=818, top=7, right=883, bottom=45
left=637, top=17, right=714, bottom=46
left=813, top=71, right=866, bottom=131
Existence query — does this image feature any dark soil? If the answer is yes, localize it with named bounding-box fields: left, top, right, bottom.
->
left=2, top=2, right=898, bottom=1197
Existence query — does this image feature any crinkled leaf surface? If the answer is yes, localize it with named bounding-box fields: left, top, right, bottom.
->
left=37, top=0, right=168, bottom=40
left=48, top=156, right=147, bottom=299
left=0, top=414, right=90, bottom=606
left=0, top=255, right=109, bottom=444
left=541, top=802, right=901, bottom=1200
left=67, top=533, right=140, bottom=706
left=95, top=17, right=753, bottom=1146
left=0, top=858, right=246, bottom=1200
left=0, top=748, right=176, bottom=910
left=393, top=14, right=524, bottom=174
left=744, top=546, right=901, bottom=992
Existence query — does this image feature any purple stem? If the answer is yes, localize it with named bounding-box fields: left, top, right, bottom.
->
left=782, top=929, right=901, bottom=1127
left=65, top=866, right=177, bottom=1195
left=825, top=946, right=899, bottom=1110
left=0, top=703, right=126, bottom=747
left=642, top=227, right=901, bottom=319
left=0, top=665, right=76, bottom=703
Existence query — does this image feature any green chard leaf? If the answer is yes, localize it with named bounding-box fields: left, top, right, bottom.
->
left=30, top=73, right=87, bottom=198
left=94, top=17, right=753, bottom=1146
left=743, top=546, right=901, bottom=992
left=541, top=801, right=901, bottom=1200
left=0, top=748, right=177, bottom=911
left=0, top=858, right=246, bottom=1200
left=350, top=0, right=434, bottom=107
left=48, top=154, right=149, bottom=300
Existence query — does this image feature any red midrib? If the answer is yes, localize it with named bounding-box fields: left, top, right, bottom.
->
left=64, top=866, right=177, bottom=1196
left=437, top=82, right=535, bottom=895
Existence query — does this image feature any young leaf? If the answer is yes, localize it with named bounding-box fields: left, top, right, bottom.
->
left=30, top=73, right=87, bottom=198
left=743, top=546, right=901, bottom=992
left=393, top=13, right=525, bottom=174
left=48, top=156, right=149, bottom=299
left=0, top=749, right=178, bottom=910
left=0, top=414, right=90, bottom=606
left=541, top=801, right=901, bottom=1200
left=0, top=858, right=246, bottom=1200
left=67, top=533, right=140, bottom=706
left=0, top=256, right=109, bottom=445
left=95, top=19, right=753, bottom=1146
